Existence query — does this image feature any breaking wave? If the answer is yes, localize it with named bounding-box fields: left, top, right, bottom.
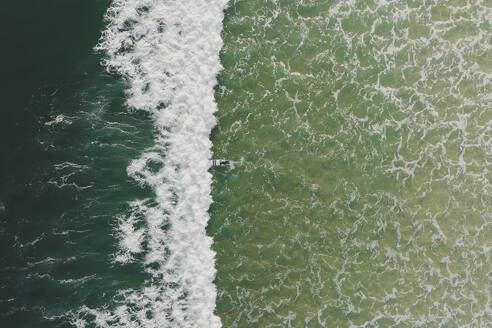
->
left=74, top=0, right=228, bottom=327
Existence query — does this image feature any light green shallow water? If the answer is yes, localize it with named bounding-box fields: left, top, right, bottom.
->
left=210, top=0, right=492, bottom=326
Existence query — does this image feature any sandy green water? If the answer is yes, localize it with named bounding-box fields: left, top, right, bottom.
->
left=210, top=0, right=492, bottom=326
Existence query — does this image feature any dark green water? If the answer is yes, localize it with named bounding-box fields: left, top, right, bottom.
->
left=0, top=1, right=154, bottom=326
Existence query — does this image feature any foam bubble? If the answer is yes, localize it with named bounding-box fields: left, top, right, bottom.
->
left=45, top=114, right=72, bottom=126
left=75, top=0, right=228, bottom=327
left=112, top=200, right=147, bottom=264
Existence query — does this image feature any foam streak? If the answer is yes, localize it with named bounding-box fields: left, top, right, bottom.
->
left=78, top=0, right=228, bottom=327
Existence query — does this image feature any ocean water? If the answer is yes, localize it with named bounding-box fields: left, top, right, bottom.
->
left=211, top=0, right=492, bottom=326
left=1, top=0, right=491, bottom=328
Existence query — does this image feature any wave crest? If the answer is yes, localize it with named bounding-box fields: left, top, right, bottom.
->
left=76, top=0, right=228, bottom=327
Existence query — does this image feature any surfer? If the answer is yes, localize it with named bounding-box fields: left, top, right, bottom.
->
left=212, top=159, right=231, bottom=167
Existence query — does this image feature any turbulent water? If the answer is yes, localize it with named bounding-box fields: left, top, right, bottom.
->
left=75, top=0, right=228, bottom=327
left=1, top=0, right=227, bottom=327
left=1, top=0, right=491, bottom=327
left=210, top=0, right=492, bottom=326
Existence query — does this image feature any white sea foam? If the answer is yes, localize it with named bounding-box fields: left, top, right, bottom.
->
left=76, top=0, right=228, bottom=327
left=112, top=200, right=147, bottom=264
left=45, top=114, right=72, bottom=126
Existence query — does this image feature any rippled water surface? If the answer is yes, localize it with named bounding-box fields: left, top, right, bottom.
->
left=210, top=0, right=492, bottom=326
left=1, top=0, right=491, bottom=327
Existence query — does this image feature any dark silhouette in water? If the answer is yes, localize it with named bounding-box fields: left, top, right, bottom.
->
left=212, top=159, right=231, bottom=167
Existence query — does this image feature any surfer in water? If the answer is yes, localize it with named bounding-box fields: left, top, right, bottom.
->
left=212, top=159, right=238, bottom=167
left=212, top=159, right=233, bottom=167
left=218, top=160, right=230, bottom=166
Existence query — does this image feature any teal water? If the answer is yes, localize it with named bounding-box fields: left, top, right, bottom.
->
left=1, top=0, right=491, bottom=327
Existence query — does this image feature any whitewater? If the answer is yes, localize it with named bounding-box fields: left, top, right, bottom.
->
left=74, top=0, right=228, bottom=327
